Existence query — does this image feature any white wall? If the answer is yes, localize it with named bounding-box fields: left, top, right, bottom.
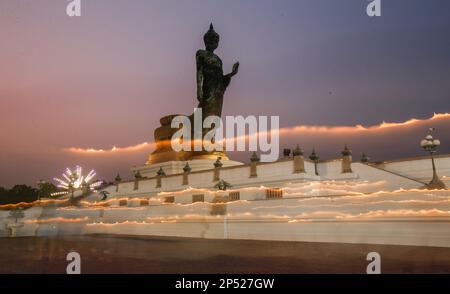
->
left=379, top=156, right=450, bottom=186
left=4, top=187, right=450, bottom=247
left=2, top=155, right=448, bottom=247
left=106, top=157, right=425, bottom=202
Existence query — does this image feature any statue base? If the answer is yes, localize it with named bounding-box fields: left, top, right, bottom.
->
left=137, top=114, right=242, bottom=177
left=147, top=114, right=231, bottom=165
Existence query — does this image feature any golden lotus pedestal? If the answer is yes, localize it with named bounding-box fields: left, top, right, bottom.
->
left=147, top=140, right=230, bottom=165
left=147, top=114, right=230, bottom=164
left=132, top=115, right=242, bottom=178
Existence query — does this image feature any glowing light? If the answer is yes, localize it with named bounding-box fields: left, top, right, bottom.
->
left=0, top=199, right=69, bottom=211
left=64, top=113, right=450, bottom=155
left=51, top=166, right=103, bottom=198
left=64, top=142, right=155, bottom=154
left=24, top=217, right=90, bottom=224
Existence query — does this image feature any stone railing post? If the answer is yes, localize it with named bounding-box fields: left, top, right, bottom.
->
left=293, top=145, right=305, bottom=173
left=250, top=152, right=260, bottom=178
left=115, top=174, right=122, bottom=193
left=342, top=145, right=353, bottom=173
left=182, top=163, right=191, bottom=186
left=156, top=167, right=166, bottom=188
left=213, top=157, right=223, bottom=182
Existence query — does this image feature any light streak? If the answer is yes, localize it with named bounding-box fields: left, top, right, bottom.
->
left=64, top=113, right=450, bottom=154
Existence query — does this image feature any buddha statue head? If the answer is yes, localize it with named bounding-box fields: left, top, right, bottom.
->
left=204, top=23, right=220, bottom=52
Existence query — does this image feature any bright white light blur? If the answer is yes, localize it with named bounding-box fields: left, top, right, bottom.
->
left=51, top=166, right=102, bottom=197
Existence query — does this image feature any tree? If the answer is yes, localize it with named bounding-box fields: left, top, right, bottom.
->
left=36, top=181, right=58, bottom=199
left=0, top=187, right=9, bottom=205
left=0, top=187, right=7, bottom=197
left=0, top=185, right=38, bottom=205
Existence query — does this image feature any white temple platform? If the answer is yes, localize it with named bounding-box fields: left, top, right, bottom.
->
left=1, top=154, right=450, bottom=248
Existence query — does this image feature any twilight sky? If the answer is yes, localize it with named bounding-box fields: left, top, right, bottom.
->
left=0, top=0, right=449, bottom=187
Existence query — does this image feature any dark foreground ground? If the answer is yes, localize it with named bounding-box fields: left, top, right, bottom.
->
left=0, top=235, right=449, bottom=274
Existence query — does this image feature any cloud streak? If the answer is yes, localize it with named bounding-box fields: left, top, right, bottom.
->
left=64, top=113, right=450, bottom=155
left=64, top=142, right=155, bottom=155
left=280, top=113, right=450, bottom=134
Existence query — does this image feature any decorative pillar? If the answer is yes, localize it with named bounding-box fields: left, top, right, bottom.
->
left=250, top=152, right=260, bottom=178
left=134, top=170, right=143, bottom=190
left=183, top=162, right=191, bottom=186
left=361, top=152, right=370, bottom=164
left=115, top=174, right=122, bottom=193
left=156, top=167, right=166, bottom=188
left=309, top=149, right=319, bottom=176
left=213, top=157, right=223, bottom=182
left=341, top=145, right=353, bottom=173
left=293, top=145, right=305, bottom=173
